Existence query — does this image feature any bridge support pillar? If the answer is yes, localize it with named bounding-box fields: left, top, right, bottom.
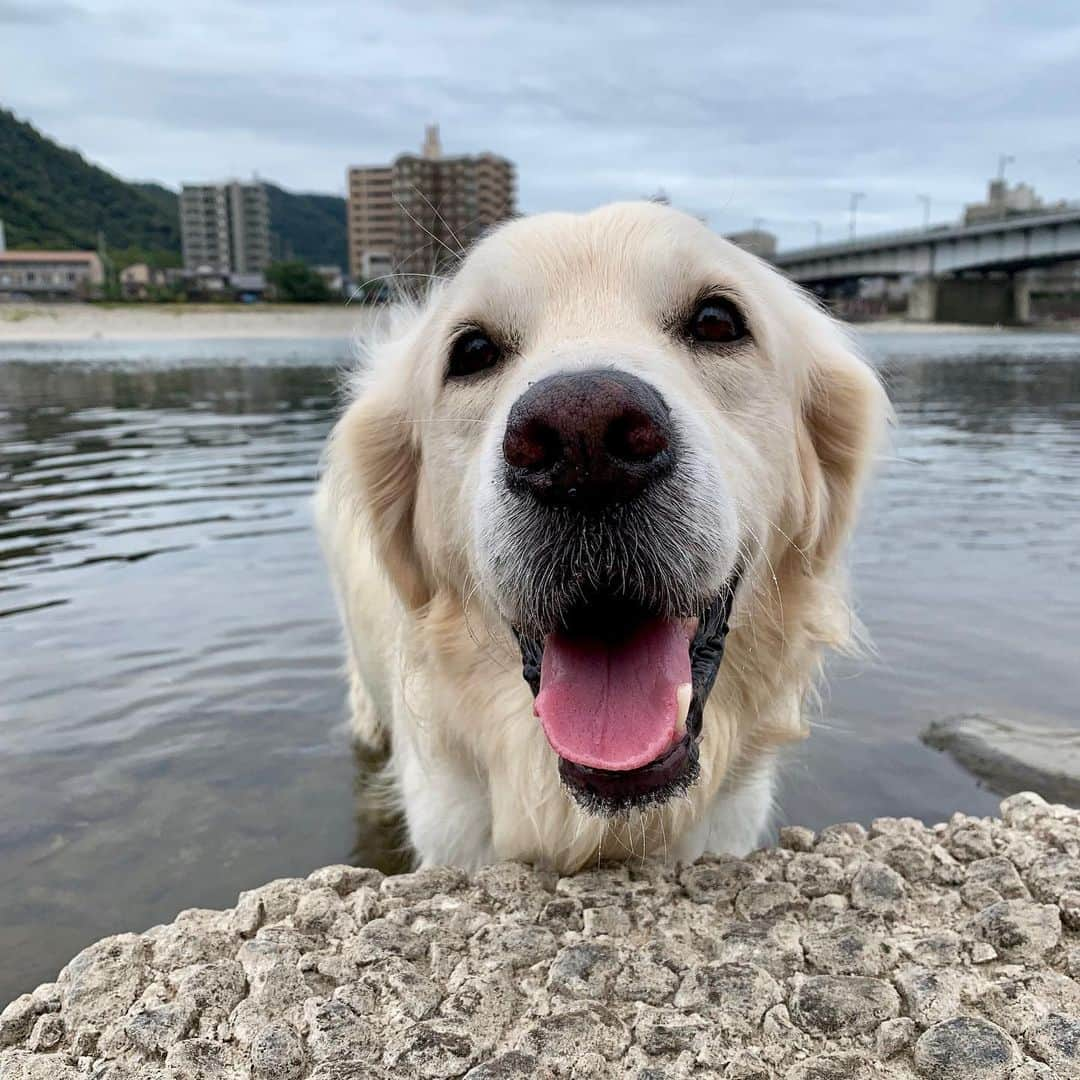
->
left=1013, top=275, right=1034, bottom=325
left=907, top=277, right=938, bottom=322
left=906, top=276, right=1017, bottom=325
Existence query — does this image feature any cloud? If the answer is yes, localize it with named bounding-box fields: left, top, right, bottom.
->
left=3, top=0, right=1079, bottom=247
left=0, top=0, right=84, bottom=25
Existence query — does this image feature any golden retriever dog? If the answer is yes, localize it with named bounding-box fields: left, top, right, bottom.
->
left=316, top=202, right=887, bottom=873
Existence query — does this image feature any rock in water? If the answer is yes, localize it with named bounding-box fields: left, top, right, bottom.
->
left=922, top=712, right=1080, bottom=804
left=2, top=793, right=1080, bottom=1077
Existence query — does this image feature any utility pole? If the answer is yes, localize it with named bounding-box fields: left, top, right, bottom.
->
left=97, top=229, right=115, bottom=301
left=849, top=192, right=866, bottom=240
left=917, top=194, right=932, bottom=230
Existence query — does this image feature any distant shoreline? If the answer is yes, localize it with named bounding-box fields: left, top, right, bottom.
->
left=0, top=302, right=375, bottom=342
left=0, top=301, right=1069, bottom=343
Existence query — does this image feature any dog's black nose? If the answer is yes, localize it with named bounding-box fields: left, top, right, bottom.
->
left=503, top=370, right=675, bottom=508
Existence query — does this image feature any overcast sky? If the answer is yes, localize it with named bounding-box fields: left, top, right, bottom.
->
left=3, top=0, right=1079, bottom=249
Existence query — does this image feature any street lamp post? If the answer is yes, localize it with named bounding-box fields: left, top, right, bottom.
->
left=917, top=194, right=932, bottom=230
left=996, top=155, right=1015, bottom=220
left=849, top=192, right=866, bottom=240
left=811, top=219, right=822, bottom=245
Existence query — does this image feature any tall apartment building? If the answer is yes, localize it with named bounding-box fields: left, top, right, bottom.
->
left=179, top=181, right=271, bottom=275
left=347, top=126, right=516, bottom=283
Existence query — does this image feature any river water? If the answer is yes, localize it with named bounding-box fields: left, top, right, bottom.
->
left=1, top=329, right=1078, bottom=1002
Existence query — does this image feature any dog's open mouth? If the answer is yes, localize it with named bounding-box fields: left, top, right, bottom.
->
left=515, top=575, right=739, bottom=815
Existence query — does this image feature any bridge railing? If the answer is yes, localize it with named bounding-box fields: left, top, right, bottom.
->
left=773, top=204, right=1080, bottom=264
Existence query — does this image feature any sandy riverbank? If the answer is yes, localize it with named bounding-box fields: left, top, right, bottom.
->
left=1, top=303, right=1050, bottom=344
left=855, top=319, right=1013, bottom=334
left=0, top=303, right=377, bottom=342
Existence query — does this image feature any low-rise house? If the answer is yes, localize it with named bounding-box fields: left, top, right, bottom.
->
left=229, top=272, right=266, bottom=302
left=725, top=229, right=778, bottom=260
left=177, top=268, right=266, bottom=302
left=0, top=251, right=104, bottom=300
left=118, top=262, right=173, bottom=299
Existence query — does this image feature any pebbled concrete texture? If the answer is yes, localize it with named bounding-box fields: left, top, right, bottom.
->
left=2, top=792, right=1080, bottom=1079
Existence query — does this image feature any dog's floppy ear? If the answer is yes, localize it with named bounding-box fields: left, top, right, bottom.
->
left=327, top=371, right=431, bottom=613
left=347, top=390, right=429, bottom=610
left=796, top=316, right=890, bottom=576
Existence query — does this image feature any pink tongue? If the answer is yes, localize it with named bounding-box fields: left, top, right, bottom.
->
left=535, top=618, right=692, bottom=771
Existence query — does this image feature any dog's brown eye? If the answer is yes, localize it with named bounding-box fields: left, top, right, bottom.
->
left=689, top=298, right=747, bottom=345
left=447, top=329, right=502, bottom=378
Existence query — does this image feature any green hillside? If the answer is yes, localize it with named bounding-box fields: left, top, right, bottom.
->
left=132, top=181, right=183, bottom=222
left=1, top=107, right=349, bottom=270
left=266, top=183, right=347, bottom=268
left=132, top=180, right=349, bottom=268
left=0, top=107, right=181, bottom=265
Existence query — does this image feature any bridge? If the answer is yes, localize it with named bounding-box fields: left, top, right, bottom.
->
left=770, top=207, right=1080, bottom=323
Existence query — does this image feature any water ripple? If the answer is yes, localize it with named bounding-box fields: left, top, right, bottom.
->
left=0, top=333, right=1078, bottom=1005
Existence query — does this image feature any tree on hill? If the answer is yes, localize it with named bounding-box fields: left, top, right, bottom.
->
left=267, top=261, right=332, bottom=302
left=0, top=107, right=180, bottom=257
left=0, top=105, right=349, bottom=272
left=265, top=184, right=347, bottom=268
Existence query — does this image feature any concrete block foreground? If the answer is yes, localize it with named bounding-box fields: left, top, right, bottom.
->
left=2, top=792, right=1079, bottom=1078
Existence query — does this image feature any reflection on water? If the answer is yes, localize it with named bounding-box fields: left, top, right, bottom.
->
left=349, top=743, right=411, bottom=877
left=1, top=361, right=342, bottom=617
left=787, top=332, right=1080, bottom=829
left=0, top=345, right=359, bottom=1003
left=0, top=330, right=1078, bottom=1003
